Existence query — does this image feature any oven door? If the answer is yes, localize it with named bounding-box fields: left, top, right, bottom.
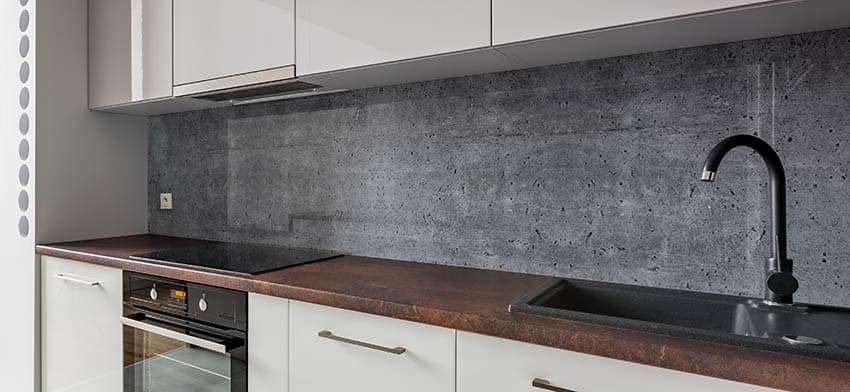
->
left=122, top=312, right=247, bottom=392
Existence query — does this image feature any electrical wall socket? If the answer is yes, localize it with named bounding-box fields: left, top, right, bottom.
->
left=160, top=193, right=173, bottom=210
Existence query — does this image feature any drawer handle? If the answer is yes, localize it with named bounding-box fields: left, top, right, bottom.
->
left=317, top=330, right=406, bottom=355
left=532, top=378, right=576, bottom=392
left=53, top=273, right=100, bottom=286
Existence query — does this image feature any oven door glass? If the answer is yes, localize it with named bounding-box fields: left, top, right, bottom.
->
left=122, top=315, right=245, bottom=392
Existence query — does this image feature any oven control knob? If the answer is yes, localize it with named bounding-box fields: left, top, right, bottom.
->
left=198, top=297, right=208, bottom=312
left=149, top=287, right=158, bottom=301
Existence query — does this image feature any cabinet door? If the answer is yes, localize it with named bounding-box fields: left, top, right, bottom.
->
left=248, top=293, right=289, bottom=392
left=458, top=331, right=776, bottom=392
left=89, top=0, right=173, bottom=108
left=290, top=301, right=455, bottom=392
left=493, top=0, right=770, bottom=45
left=173, top=0, right=295, bottom=86
left=41, top=257, right=123, bottom=392
left=296, top=0, right=491, bottom=76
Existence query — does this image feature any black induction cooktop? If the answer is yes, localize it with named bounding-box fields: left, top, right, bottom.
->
left=130, top=242, right=342, bottom=276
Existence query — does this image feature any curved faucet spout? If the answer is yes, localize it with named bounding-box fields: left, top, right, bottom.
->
left=700, top=134, right=798, bottom=304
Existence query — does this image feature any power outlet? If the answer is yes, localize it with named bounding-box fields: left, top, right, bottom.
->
left=160, top=193, right=173, bottom=210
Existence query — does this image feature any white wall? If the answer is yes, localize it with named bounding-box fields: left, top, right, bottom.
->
left=36, top=0, right=148, bottom=244
left=0, top=0, right=36, bottom=390
left=0, top=1, right=151, bottom=391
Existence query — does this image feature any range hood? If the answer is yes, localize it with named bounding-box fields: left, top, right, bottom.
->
left=172, top=65, right=323, bottom=103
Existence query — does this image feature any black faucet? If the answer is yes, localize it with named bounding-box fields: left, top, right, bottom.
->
left=700, top=134, right=799, bottom=304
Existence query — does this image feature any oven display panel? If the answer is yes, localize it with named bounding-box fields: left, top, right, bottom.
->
left=169, top=289, right=187, bottom=306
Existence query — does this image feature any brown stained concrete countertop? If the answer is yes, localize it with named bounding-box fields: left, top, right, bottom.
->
left=37, top=235, right=850, bottom=391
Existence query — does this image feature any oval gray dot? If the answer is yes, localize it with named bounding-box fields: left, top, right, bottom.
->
left=19, top=35, right=29, bottom=57
left=18, top=190, right=28, bottom=212
left=18, top=216, right=29, bottom=237
left=19, top=61, right=28, bottom=83
left=19, top=10, right=29, bottom=32
left=19, top=87, right=29, bottom=109
left=19, top=113, right=29, bottom=135
left=19, top=164, right=29, bottom=186
left=19, top=139, right=29, bottom=160
left=20, top=0, right=28, bottom=5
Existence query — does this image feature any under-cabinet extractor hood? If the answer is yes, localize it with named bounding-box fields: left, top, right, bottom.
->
left=172, top=65, right=324, bottom=103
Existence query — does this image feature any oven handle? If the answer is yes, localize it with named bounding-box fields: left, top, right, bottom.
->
left=121, top=316, right=228, bottom=354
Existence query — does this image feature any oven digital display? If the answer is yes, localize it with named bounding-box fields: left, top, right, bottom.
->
left=169, top=289, right=187, bottom=305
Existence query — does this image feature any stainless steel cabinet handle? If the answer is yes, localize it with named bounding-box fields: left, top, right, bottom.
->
left=53, top=273, right=100, bottom=286
left=317, top=330, right=406, bottom=355
left=532, top=378, right=577, bottom=392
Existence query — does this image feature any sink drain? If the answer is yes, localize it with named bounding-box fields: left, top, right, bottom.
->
left=782, top=335, right=823, bottom=346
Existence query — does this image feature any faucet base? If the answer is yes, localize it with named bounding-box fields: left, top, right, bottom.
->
left=765, top=257, right=797, bottom=304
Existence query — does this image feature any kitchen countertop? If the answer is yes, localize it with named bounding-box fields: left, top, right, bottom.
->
left=36, top=235, right=850, bottom=391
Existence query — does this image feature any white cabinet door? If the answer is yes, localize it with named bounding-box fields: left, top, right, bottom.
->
left=493, top=0, right=770, bottom=45
left=173, top=0, right=295, bottom=86
left=248, top=293, right=289, bottom=392
left=290, top=301, right=455, bottom=392
left=296, top=0, right=491, bottom=76
left=41, top=256, right=123, bottom=392
left=89, top=0, right=173, bottom=108
left=458, top=331, right=777, bottom=392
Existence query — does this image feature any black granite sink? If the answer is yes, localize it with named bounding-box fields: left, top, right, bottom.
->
left=510, top=278, right=850, bottom=362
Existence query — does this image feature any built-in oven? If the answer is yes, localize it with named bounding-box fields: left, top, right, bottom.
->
left=122, top=272, right=248, bottom=392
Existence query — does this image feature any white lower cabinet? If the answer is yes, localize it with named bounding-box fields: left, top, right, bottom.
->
left=457, top=331, right=776, bottom=392
left=248, top=293, right=290, bottom=392
left=41, top=256, right=123, bottom=392
left=289, top=300, right=455, bottom=392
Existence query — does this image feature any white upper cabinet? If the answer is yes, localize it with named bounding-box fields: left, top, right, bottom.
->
left=173, top=0, right=295, bottom=86
left=90, top=0, right=850, bottom=113
left=295, top=0, right=491, bottom=76
left=493, top=0, right=770, bottom=45
left=89, top=0, right=173, bottom=108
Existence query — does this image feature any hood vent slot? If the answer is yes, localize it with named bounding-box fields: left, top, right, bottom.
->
left=191, top=81, right=322, bottom=102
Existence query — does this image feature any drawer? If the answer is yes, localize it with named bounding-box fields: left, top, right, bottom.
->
left=457, top=331, right=777, bottom=392
left=289, top=301, right=455, bottom=392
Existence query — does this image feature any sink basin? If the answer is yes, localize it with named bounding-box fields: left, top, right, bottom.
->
left=510, top=278, right=850, bottom=362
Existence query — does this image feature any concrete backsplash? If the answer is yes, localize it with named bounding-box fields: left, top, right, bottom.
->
left=149, top=28, right=850, bottom=307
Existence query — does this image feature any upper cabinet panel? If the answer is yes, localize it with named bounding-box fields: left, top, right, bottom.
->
left=173, top=0, right=295, bottom=86
left=295, top=0, right=491, bottom=76
left=89, top=0, right=172, bottom=109
left=493, top=0, right=769, bottom=45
